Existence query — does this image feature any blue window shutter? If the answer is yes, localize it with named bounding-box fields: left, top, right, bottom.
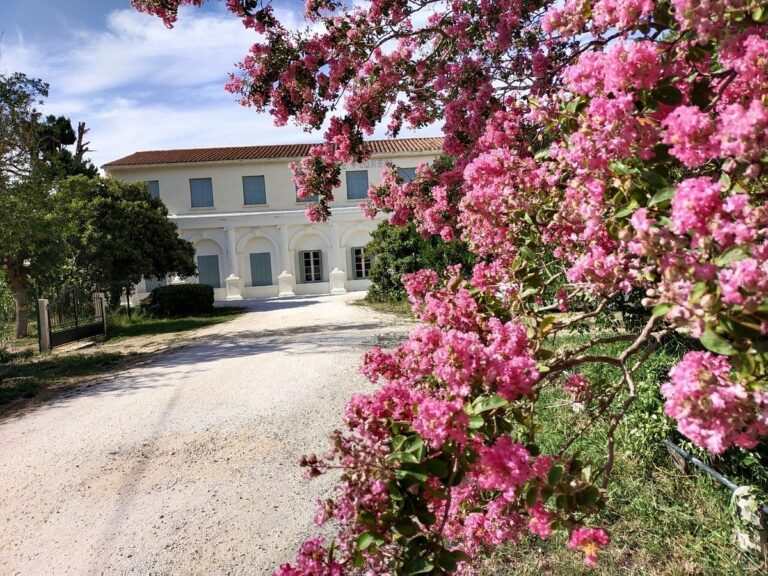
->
left=249, top=252, right=272, bottom=286
left=243, top=176, right=267, bottom=205
left=190, top=178, right=214, bottom=207
left=197, top=255, right=221, bottom=288
left=146, top=180, right=160, bottom=199
left=397, top=167, right=417, bottom=182
left=346, top=170, right=369, bottom=199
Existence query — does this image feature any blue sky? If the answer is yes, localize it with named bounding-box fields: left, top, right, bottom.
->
left=0, top=1, right=438, bottom=169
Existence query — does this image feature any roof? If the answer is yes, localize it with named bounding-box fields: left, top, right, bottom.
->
left=103, top=137, right=444, bottom=168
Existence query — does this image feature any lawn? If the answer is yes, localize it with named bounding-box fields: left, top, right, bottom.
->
left=105, top=307, right=244, bottom=340
left=0, top=307, right=245, bottom=415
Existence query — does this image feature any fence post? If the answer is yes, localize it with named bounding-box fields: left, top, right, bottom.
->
left=38, top=299, right=51, bottom=352
left=100, top=295, right=107, bottom=336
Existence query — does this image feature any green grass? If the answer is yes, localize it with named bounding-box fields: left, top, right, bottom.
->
left=105, top=306, right=245, bottom=340
left=481, top=334, right=766, bottom=575
left=0, top=351, right=131, bottom=409
left=353, top=298, right=413, bottom=318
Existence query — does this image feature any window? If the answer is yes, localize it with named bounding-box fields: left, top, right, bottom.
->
left=243, top=175, right=267, bottom=205
left=146, top=180, right=160, bottom=199
left=190, top=178, right=214, bottom=207
left=397, top=167, right=417, bottom=182
left=300, top=250, right=322, bottom=283
left=249, top=252, right=272, bottom=286
left=197, top=254, right=221, bottom=288
left=346, top=170, right=369, bottom=200
left=144, top=276, right=166, bottom=292
left=295, top=184, right=318, bottom=203
left=352, top=247, right=372, bottom=279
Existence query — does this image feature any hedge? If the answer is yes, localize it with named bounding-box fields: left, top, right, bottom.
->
left=140, top=283, right=215, bottom=317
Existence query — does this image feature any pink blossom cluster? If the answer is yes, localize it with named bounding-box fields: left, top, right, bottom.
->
left=567, top=527, right=611, bottom=566
left=662, top=352, right=768, bottom=453
left=564, top=374, right=592, bottom=402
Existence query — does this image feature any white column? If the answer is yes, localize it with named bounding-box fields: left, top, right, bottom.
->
left=224, top=226, right=243, bottom=300
left=329, top=222, right=347, bottom=295
left=277, top=225, right=295, bottom=297
left=226, top=226, right=239, bottom=278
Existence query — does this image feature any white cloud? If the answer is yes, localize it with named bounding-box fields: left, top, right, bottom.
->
left=0, top=4, right=441, bottom=170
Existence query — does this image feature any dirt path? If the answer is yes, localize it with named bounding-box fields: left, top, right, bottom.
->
left=0, top=293, right=411, bottom=576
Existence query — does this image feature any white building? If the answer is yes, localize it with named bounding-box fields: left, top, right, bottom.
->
left=103, top=137, right=442, bottom=301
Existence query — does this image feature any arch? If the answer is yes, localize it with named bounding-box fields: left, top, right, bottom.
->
left=339, top=223, right=376, bottom=248
left=237, top=229, right=280, bottom=254
left=288, top=227, right=332, bottom=251
left=186, top=231, right=226, bottom=253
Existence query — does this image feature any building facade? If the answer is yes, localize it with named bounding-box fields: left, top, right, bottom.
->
left=103, top=138, right=442, bottom=301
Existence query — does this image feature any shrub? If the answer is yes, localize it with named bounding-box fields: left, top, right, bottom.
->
left=140, top=283, right=214, bottom=318
left=366, top=221, right=474, bottom=302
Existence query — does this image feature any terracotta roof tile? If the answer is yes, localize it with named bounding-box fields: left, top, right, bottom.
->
left=103, top=137, right=444, bottom=168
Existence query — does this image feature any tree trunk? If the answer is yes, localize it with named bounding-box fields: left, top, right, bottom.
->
left=6, top=264, right=29, bottom=339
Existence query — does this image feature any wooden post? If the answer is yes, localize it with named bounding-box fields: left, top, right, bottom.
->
left=38, top=299, right=50, bottom=352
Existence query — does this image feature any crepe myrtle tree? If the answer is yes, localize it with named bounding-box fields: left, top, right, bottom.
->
left=135, top=0, right=768, bottom=573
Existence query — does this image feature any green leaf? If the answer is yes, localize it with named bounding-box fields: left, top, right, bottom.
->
left=405, top=559, right=434, bottom=574
left=389, top=451, right=421, bottom=464
left=394, top=521, right=419, bottom=537
left=701, top=327, right=737, bottom=356
left=415, top=508, right=437, bottom=526
left=547, top=465, right=564, bottom=486
left=652, top=84, right=683, bottom=106
left=356, top=532, right=375, bottom=551
left=526, top=486, right=539, bottom=507
left=614, top=201, right=638, bottom=219
left=438, top=550, right=471, bottom=571
left=753, top=6, right=768, bottom=22
left=468, top=414, right=485, bottom=429
left=649, top=187, right=676, bottom=207
left=652, top=303, right=673, bottom=317
left=403, top=435, right=425, bottom=455
left=424, top=458, right=450, bottom=477
left=715, top=246, right=747, bottom=267
left=575, top=485, right=601, bottom=507
left=540, top=315, right=556, bottom=334
left=473, top=394, right=510, bottom=413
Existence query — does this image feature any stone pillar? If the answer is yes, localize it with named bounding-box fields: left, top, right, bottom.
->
left=226, top=227, right=239, bottom=278
left=329, top=222, right=346, bottom=295
left=225, top=226, right=243, bottom=300
left=278, top=271, right=295, bottom=297
left=38, top=299, right=51, bottom=352
left=330, top=268, right=347, bottom=295
left=277, top=225, right=295, bottom=297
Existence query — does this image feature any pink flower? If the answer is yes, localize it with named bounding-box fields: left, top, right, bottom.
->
left=661, top=106, right=719, bottom=168
left=412, top=397, right=469, bottom=449
left=670, top=178, right=722, bottom=237
left=527, top=502, right=553, bottom=539
left=564, top=374, right=592, bottom=402
left=475, top=437, right=533, bottom=500
left=567, top=527, right=610, bottom=566
left=662, top=352, right=768, bottom=453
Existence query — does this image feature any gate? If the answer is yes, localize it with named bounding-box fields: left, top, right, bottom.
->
left=44, top=288, right=106, bottom=349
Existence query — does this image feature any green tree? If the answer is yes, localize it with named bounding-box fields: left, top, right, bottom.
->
left=0, top=73, right=66, bottom=338
left=366, top=221, right=474, bottom=302
left=57, top=176, right=197, bottom=309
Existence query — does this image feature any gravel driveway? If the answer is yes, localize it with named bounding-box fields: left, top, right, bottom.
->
left=0, top=293, right=410, bottom=576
